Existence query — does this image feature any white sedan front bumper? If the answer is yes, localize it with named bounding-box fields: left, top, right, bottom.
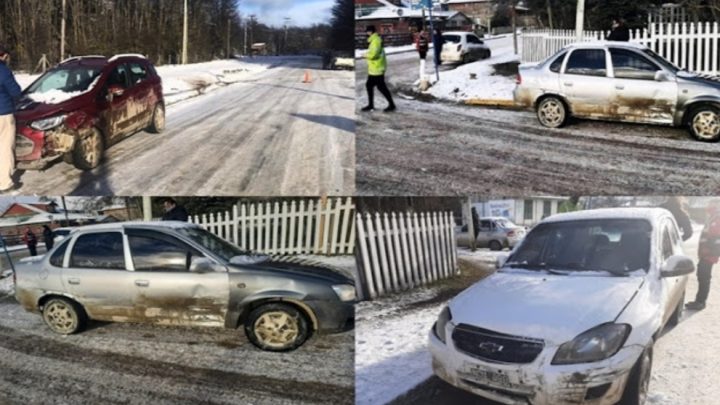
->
left=429, top=323, right=644, bottom=405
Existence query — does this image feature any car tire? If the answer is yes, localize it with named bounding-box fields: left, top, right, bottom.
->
left=688, top=104, right=720, bottom=142
left=148, top=103, right=166, bottom=134
left=71, top=127, right=104, bottom=171
left=619, top=342, right=653, bottom=405
left=462, top=53, right=470, bottom=64
left=244, top=303, right=310, bottom=352
left=536, top=96, right=568, bottom=128
left=489, top=240, right=503, bottom=251
left=668, top=290, right=685, bottom=327
left=42, top=297, right=87, bottom=335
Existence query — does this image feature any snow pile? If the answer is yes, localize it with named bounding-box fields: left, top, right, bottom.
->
left=0, top=270, right=13, bottom=296
left=424, top=51, right=520, bottom=102
left=356, top=288, right=447, bottom=405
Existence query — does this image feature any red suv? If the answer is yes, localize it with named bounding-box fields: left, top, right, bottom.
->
left=15, top=54, right=164, bottom=170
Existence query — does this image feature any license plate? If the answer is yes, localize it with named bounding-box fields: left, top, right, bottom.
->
left=461, top=363, right=511, bottom=387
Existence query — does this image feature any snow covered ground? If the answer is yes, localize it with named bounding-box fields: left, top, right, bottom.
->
left=14, top=57, right=277, bottom=106
left=355, top=251, right=497, bottom=405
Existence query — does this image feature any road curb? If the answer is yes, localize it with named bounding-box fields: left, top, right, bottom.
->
left=464, top=98, right=521, bottom=109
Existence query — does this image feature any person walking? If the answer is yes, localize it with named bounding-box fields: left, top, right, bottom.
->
left=606, top=18, right=630, bottom=42
left=361, top=25, right=396, bottom=113
left=161, top=198, right=189, bottom=222
left=23, top=228, right=38, bottom=257
left=42, top=225, right=54, bottom=251
left=686, top=200, right=720, bottom=310
left=0, top=45, right=22, bottom=193
left=660, top=196, right=693, bottom=241
left=432, top=27, right=445, bottom=69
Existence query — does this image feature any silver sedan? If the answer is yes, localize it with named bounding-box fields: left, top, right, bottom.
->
left=515, top=41, right=720, bottom=141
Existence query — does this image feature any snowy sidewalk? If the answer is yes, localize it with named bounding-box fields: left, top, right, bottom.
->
left=355, top=251, right=498, bottom=405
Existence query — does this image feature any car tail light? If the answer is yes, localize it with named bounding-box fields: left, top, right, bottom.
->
left=507, top=230, right=515, bottom=237
left=457, top=44, right=462, bottom=52
left=516, top=74, right=522, bottom=85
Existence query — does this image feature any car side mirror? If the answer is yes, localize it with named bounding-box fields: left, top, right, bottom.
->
left=661, top=255, right=695, bottom=278
left=654, top=71, right=672, bottom=82
left=190, top=257, right=216, bottom=273
left=496, top=253, right=509, bottom=269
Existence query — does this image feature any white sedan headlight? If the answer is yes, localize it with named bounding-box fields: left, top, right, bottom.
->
left=30, top=115, right=66, bottom=131
left=552, top=323, right=631, bottom=365
left=331, top=284, right=356, bottom=302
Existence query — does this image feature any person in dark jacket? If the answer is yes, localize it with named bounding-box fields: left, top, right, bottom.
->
left=22, top=228, right=38, bottom=256
left=0, top=45, right=22, bottom=192
left=162, top=198, right=189, bottom=222
left=660, top=197, right=693, bottom=241
left=42, top=225, right=54, bottom=251
left=606, top=18, right=630, bottom=42
left=415, top=25, right=430, bottom=61
left=432, top=27, right=444, bottom=68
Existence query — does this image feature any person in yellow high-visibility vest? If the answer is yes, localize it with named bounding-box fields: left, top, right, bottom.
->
left=361, top=26, right=396, bottom=113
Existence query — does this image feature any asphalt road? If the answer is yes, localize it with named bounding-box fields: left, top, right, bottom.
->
left=356, top=49, right=720, bottom=196
left=12, top=58, right=355, bottom=197
left=0, top=291, right=354, bottom=405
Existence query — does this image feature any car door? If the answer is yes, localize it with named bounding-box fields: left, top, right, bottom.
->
left=561, top=48, right=614, bottom=118
left=100, top=63, right=134, bottom=141
left=61, top=231, right=138, bottom=321
left=125, top=228, right=230, bottom=327
left=466, top=34, right=481, bottom=60
left=125, top=61, right=154, bottom=132
left=476, top=220, right=494, bottom=247
left=609, top=47, right=677, bottom=125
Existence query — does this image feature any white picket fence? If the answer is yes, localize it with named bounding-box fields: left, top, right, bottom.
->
left=356, top=211, right=458, bottom=300
left=522, top=22, right=720, bottom=75
left=190, top=198, right=355, bottom=255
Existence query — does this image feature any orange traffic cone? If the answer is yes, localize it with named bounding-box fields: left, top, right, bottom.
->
left=302, top=70, right=312, bottom=83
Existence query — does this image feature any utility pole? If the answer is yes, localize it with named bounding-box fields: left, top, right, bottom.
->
left=60, top=0, right=66, bottom=60
left=284, top=17, right=291, bottom=54
left=512, top=1, right=518, bottom=54
left=244, top=17, right=248, bottom=55
left=182, top=0, right=189, bottom=64
left=575, top=0, right=585, bottom=41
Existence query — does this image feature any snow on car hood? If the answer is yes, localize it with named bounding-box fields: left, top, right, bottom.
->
left=448, top=271, right=644, bottom=345
left=26, top=76, right=101, bottom=105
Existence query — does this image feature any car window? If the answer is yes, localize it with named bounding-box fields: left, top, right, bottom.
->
left=467, top=35, right=481, bottom=44
left=129, top=63, right=148, bottom=85
left=565, top=49, right=607, bottom=77
left=70, top=232, right=126, bottom=270
left=479, top=220, right=492, bottom=229
left=49, top=239, right=70, bottom=267
left=610, top=48, right=660, bottom=80
left=443, top=35, right=461, bottom=43
left=508, top=219, right=652, bottom=273
left=106, top=64, right=129, bottom=89
left=549, top=50, right=567, bottom=73
left=662, top=227, right=674, bottom=260
left=128, top=231, right=197, bottom=272
left=176, top=226, right=249, bottom=262
left=27, top=66, right=101, bottom=94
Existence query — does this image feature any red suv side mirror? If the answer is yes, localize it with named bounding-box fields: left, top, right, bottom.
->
left=108, top=85, right=125, bottom=98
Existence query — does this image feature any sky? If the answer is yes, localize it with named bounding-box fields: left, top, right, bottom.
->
left=238, top=0, right=334, bottom=27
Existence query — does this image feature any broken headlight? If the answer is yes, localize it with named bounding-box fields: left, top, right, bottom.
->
left=30, top=115, right=66, bottom=131
left=552, top=323, right=631, bottom=365
left=332, top=284, right=356, bottom=302
left=434, top=306, right=452, bottom=344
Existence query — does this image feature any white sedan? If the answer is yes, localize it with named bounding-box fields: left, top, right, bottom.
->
left=430, top=208, right=693, bottom=405
left=441, top=31, right=491, bottom=64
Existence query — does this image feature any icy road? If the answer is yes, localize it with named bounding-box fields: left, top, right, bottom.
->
left=13, top=57, right=355, bottom=196
left=356, top=47, right=720, bottom=196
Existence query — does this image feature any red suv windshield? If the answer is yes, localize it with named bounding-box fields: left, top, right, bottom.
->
left=27, top=66, right=102, bottom=95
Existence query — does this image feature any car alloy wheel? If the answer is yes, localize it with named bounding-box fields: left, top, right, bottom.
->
left=42, top=298, right=82, bottom=334
left=691, top=109, right=720, bottom=141
left=72, top=127, right=103, bottom=170
left=537, top=97, right=567, bottom=128
left=245, top=303, right=310, bottom=351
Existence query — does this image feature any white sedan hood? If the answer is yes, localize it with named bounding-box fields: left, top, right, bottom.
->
left=449, top=271, right=644, bottom=345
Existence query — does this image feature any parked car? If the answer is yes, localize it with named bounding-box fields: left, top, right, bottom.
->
left=430, top=208, right=694, bottom=405
left=456, top=217, right=526, bottom=251
left=515, top=41, right=720, bottom=142
left=52, top=227, right=74, bottom=243
left=441, top=32, right=491, bottom=64
left=15, top=54, right=165, bottom=170
left=13, top=221, right=355, bottom=351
